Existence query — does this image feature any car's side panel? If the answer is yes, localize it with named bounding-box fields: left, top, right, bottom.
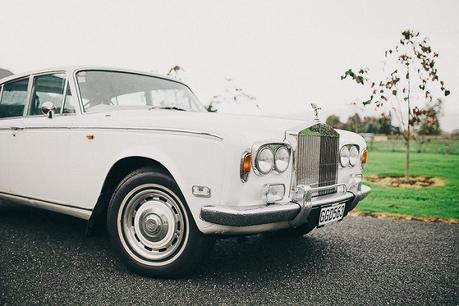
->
left=45, top=128, right=226, bottom=230
left=3, top=120, right=228, bottom=230
left=0, top=191, right=91, bottom=220
left=7, top=116, right=78, bottom=204
left=0, top=119, right=13, bottom=193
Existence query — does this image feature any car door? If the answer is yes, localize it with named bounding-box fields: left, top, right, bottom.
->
left=0, top=83, right=10, bottom=193
left=8, top=72, right=80, bottom=205
left=0, top=77, right=30, bottom=194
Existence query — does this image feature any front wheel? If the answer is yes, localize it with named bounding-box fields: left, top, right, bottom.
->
left=107, top=168, right=214, bottom=278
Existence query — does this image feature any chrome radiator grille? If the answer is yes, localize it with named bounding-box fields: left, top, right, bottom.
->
left=296, top=123, right=339, bottom=196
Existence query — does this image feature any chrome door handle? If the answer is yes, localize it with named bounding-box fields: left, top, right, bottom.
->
left=10, top=126, right=24, bottom=131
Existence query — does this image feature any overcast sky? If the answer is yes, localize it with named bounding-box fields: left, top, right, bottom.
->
left=1, top=0, right=458, bottom=130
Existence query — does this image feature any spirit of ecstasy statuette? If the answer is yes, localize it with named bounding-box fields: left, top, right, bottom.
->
left=310, top=103, right=321, bottom=123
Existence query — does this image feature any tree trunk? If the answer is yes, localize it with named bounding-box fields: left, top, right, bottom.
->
left=405, top=131, right=410, bottom=178
left=405, top=65, right=411, bottom=178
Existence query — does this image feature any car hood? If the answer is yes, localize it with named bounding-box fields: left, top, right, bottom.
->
left=83, top=109, right=316, bottom=143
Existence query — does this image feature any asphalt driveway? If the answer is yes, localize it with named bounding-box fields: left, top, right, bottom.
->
left=0, top=201, right=457, bottom=305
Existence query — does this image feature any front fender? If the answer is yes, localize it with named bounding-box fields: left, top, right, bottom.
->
left=91, top=132, right=226, bottom=232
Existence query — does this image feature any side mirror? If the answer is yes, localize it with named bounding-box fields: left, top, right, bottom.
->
left=41, top=101, right=56, bottom=119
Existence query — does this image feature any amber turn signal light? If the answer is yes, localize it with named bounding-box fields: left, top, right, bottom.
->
left=240, top=152, right=252, bottom=182
left=361, top=149, right=368, bottom=167
left=242, top=153, right=252, bottom=173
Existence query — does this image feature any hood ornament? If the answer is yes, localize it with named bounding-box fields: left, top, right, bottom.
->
left=310, top=103, right=321, bottom=123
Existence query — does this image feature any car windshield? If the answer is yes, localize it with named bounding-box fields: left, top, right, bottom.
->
left=76, top=70, right=205, bottom=113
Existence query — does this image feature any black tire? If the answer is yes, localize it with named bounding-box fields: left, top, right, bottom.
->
left=107, top=167, right=214, bottom=278
left=0, top=199, right=14, bottom=211
left=264, top=222, right=316, bottom=238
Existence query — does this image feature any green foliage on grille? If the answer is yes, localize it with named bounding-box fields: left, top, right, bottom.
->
left=299, top=123, right=339, bottom=137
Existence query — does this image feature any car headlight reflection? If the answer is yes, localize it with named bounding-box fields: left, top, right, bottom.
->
left=349, top=146, right=359, bottom=166
left=340, top=146, right=350, bottom=167
left=274, top=146, right=290, bottom=173
left=254, top=144, right=291, bottom=175
left=255, top=147, right=274, bottom=174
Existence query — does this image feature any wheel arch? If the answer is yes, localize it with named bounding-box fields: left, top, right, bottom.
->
left=86, top=156, right=182, bottom=236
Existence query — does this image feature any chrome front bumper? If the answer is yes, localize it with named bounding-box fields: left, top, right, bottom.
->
left=200, top=184, right=371, bottom=227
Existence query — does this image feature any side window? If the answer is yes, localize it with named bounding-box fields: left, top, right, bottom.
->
left=29, top=74, right=66, bottom=116
left=62, top=82, right=76, bottom=114
left=0, top=78, right=29, bottom=118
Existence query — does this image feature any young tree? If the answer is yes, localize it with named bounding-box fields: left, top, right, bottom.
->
left=206, top=76, right=259, bottom=113
left=341, top=30, right=450, bottom=177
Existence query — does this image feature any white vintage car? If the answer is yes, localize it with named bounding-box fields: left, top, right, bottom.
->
left=0, top=67, right=370, bottom=277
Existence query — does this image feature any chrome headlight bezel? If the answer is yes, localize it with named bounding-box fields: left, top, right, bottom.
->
left=255, top=147, right=275, bottom=174
left=274, top=146, right=290, bottom=173
left=349, top=145, right=359, bottom=166
left=339, top=146, right=350, bottom=167
left=253, top=142, right=291, bottom=175
left=340, top=144, right=360, bottom=167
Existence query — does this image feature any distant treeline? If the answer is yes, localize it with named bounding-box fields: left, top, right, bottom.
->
left=326, top=113, right=442, bottom=136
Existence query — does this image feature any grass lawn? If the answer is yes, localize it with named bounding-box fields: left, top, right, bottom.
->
left=359, top=151, right=459, bottom=220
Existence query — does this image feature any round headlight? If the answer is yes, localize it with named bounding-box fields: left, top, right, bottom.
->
left=340, top=146, right=350, bottom=167
left=349, top=146, right=359, bottom=166
left=256, top=147, right=274, bottom=174
left=274, top=146, right=290, bottom=173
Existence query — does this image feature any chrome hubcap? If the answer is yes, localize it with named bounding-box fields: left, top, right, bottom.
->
left=119, top=186, right=186, bottom=263
left=143, top=214, right=162, bottom=236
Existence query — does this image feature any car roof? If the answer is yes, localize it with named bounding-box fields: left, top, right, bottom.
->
left=0, top=66, right=182, bottom=85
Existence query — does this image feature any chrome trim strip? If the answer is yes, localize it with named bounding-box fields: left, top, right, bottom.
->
left=0, top=116, right=25, bottom=121
left=0, top=191, right=92, bottom=211
left=0, top=125, right=223, bottom=140
left=0, top=191, right=92, bottom=220
left=23, top=75, right=34, bottom=117
left=61, top=79, right=69, bottom=115
left=309, top=189, right=353, bottom=206
left=73, top=70, right=85, bottom=114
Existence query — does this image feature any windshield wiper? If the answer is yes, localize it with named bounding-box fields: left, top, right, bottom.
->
left=149, top=106, right=187, bottom=111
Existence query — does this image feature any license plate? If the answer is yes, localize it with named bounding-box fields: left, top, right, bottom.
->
left=318, top=203, right=346, bottom=226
